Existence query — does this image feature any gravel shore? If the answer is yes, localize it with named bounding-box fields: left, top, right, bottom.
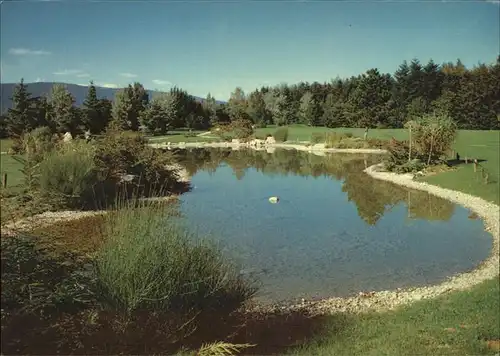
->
left=253, top=163, right=499, bottom=315
left=2, top=150, right=498, bottom=316
left=150, top=141, right=387, bottom=155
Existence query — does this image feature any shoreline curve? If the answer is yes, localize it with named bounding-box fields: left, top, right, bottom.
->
left=1, top=145, right=498, bottom=316
left=252, top=162, right=499, bottom=315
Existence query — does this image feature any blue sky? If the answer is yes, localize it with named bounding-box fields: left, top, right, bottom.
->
left=1, top=0, right=498, bottom=101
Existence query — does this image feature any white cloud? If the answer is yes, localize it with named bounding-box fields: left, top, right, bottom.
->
left=119, top=72, right=137, bottom=78
left=35, top=77, right=45, bottom=83
left=485, top=0, right=500, bottom=4
left=152, top=79, right=172, bottom=86
left=95, top=82, right=119, bottom=89
left=9, top=48, right=51, bottom=56
left=53, top=69, right=84, bottom=76
left=76, top=73, right=90, bottom=78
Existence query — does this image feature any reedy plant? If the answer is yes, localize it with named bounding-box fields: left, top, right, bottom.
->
left=94, top=197, right=257, bottom=315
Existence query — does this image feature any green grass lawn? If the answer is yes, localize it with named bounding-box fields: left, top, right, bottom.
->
left=292, top=278, right=499, bottom=356
left=254, top=125, right=410, bottom=142
left=0, top=138, right=14, bottom=152
left=0, top=154, right=24, bottom=194
left=423, top=130, right=500, bottom=205
left=146, top=129, right=222, bottom=143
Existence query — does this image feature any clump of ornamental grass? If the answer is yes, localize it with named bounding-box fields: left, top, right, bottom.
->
left=36, top=140, right=99, bottom=209
left=94, top=198, right=257, bottom=315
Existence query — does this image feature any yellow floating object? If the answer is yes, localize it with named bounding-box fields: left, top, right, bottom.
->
left=268, top=196, right=279, bottom=204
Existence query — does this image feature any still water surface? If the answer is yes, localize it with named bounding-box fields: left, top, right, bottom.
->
left=173, top=148, right=492, bottom=302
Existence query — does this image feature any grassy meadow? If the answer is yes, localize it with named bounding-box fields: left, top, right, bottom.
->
left=292, top=277, right=499, bottom=355
left=0, top=154, right=24, bottom=194
left=0, top=138, right=14, bottom=152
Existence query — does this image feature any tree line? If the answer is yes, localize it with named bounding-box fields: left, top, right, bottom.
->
left=1, top=56, right=499, bottom=139
left=236, top=57, right=499, bottom=130
left=0, top=80, right=222, bottom=139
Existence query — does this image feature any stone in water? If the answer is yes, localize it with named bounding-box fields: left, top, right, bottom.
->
left=269, top=196, right=279, bottom=204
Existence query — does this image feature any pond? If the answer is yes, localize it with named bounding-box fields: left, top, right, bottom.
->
left=172, top=148, right=492, bottom=303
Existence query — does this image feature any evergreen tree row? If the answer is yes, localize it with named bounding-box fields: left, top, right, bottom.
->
left=231, top=57, right=499, bottom=130
left=1, top=57, right=498, bottom=138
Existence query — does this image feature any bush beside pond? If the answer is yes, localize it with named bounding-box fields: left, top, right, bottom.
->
left=384, top=114, right=458, bottom=173
left=11, top=128, right=187, bottom=212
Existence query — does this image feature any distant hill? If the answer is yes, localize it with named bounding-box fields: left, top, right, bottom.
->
left=0, top=82, right=225, bottom=114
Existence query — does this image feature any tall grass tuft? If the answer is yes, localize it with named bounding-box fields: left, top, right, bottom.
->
left=95, top=199, right=257, bottom=315
left=37, top=140, right=99, bottom=209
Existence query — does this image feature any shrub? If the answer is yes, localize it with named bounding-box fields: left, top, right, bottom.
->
left=385, top=138, right=411, bottom=165
left=93, top=130, right=181, bottom=199
left=23, top=127, right=58, bottom=162
left=405, top=114, right=457, bottom=165
left=365, top=138, right=387, bottom=149
left=310, top=132, right=326, bottom=144
left=37, top=140, right=100, bottom=209
left=324, top=132, right=345, bottom=148
left=212, top=119, right=254, bottom=141
left=95, top=202, right=257, bottom=314
left=386, top=158, right=426, bottom=174
left=273, top=127, right=289, bottom=142
left=212, top=123, right=232, bottom=141
left=230, top=119, right=254, bottom=140
left=14, top=128, right=185, bottom=212
left=384, top=138, right=428, bottom=173
left=324, top=132, right=386, bottom=149
left=334, top=138, right=367, bottom=149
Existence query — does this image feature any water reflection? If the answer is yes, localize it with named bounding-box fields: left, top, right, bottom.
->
left=172, top=148, right=455, bottom=226
left=167, top=147, right=490, bottom=301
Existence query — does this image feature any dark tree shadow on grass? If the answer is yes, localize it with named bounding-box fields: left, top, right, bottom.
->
left=445, top=158, right=487, bottom=167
